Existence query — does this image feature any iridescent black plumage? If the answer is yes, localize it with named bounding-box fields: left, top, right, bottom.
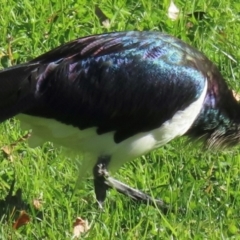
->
left=188, top=67, right=240, bottom=148
left=0, top=31, right=239, bottom=209
left=1, top=32, right=207, bottom=141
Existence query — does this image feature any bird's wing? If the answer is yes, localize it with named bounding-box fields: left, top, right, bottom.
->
left=0, top=31, right=208, bottom=142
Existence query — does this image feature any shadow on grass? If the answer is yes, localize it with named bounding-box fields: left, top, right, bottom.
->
left=0, top=178, right=43, bottom=227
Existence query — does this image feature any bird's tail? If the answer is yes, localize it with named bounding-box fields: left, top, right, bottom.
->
left=0, top=63, right=39, bottom=122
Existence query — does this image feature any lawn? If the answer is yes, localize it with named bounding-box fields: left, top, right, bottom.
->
left=0, top=0, right=240, bottom=239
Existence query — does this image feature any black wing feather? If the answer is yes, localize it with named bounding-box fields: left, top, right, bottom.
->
left=0, top=31, right=208, bottom=142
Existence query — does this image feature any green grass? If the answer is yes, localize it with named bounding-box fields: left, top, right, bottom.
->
left=1, top=0, right=240, bottom=239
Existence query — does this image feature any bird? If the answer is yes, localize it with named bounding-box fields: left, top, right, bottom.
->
left=0, top=31, right=239, bottom=211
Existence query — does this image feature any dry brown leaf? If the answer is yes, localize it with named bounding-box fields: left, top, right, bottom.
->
left=233, top=90, right=240, bottom=101
left=33, top=198, right=43, bottom=210
left=1, top=132, right=31, bottom=161
left=73, top=217, right=90, bottom=238
left=102, top=19, right=111, bottom=29
left=1, top=145, right=14, bottom=162
left=2, top=145, right=13, bottom=155
left=167, top=0, right=180, bottom=20
left=13, top=210, right=30, bottom=229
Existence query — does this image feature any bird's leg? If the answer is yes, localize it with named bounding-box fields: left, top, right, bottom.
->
left=93, top=156, right=171, bottom=213
left=93, top=156, right=111, bottom=209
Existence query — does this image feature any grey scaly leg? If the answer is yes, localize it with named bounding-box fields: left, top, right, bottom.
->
left=93, top=156, right=170, bottom=213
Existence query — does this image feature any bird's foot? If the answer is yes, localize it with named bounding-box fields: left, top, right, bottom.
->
left=93, top=156, right=171, bottom=213
left=104, top=176, right=170, bottom=214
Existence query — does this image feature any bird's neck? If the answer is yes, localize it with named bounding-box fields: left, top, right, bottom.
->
left=187, top=86, right=240, bottom=149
